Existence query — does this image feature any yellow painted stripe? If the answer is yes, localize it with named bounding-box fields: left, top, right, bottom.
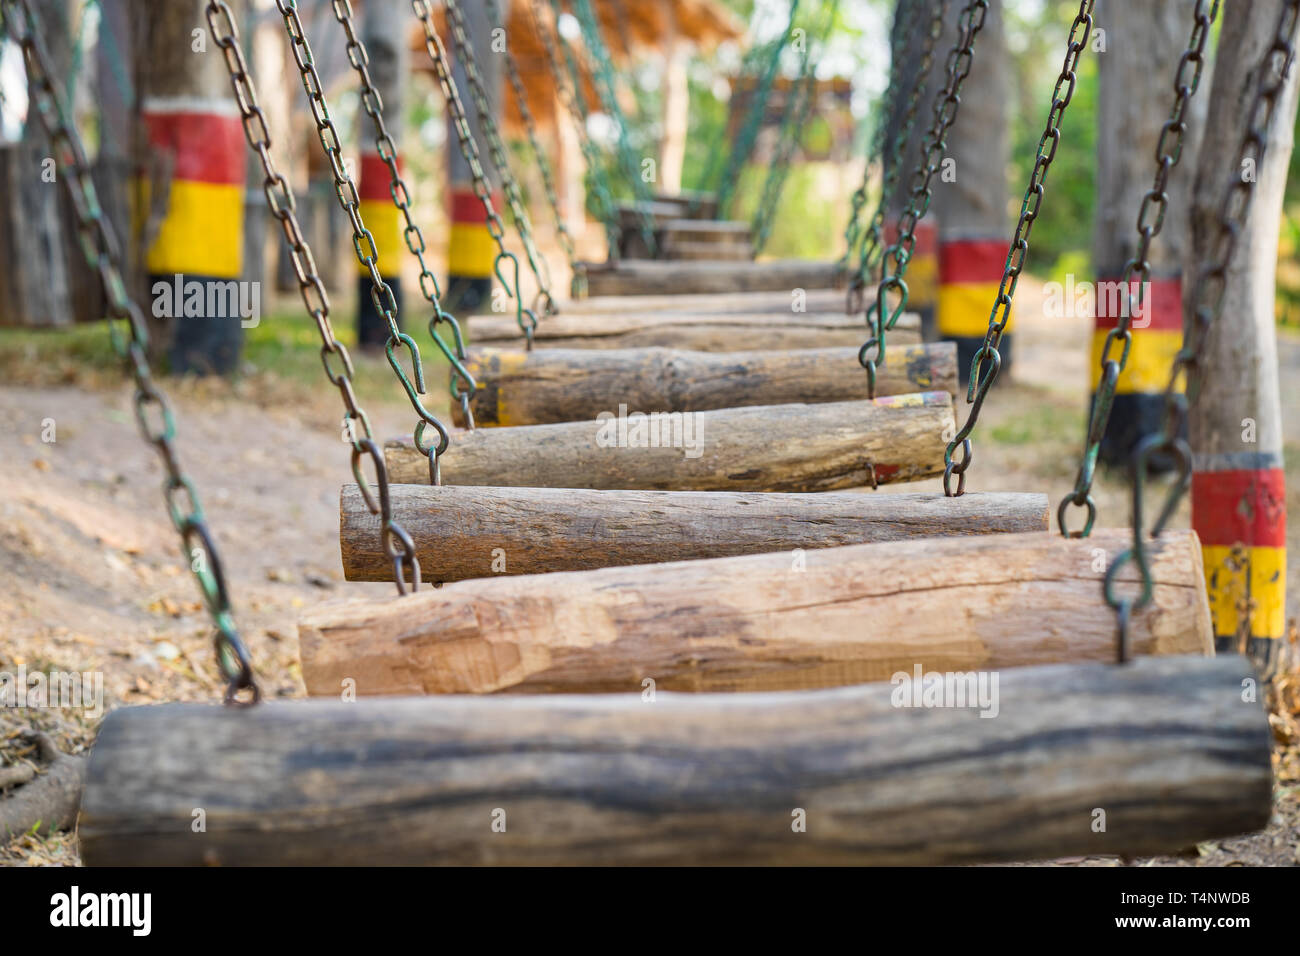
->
left=142, top=180, right=243, bottom=278
left=449, top=222, right=497, bottom=279
left=906, top=253, right=937, bottom=308
left=356, top=199, right=404, bottom=276
left=938, top=282, right=1007, bottom=338
left=1089, top=328, right=1184, bottom=395
left=1202, top=544, right=1286, bottom=641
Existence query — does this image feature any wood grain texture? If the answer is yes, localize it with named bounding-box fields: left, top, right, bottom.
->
left=386, top=392, right=954, bottom=491
left=466, top=309, right=920, bottom=352
left=78, top=655, right=1272, bottom=866
left=340, top=486, right=1050, bottom=582
left=581, top=258, right=838, bottom=296
left=560, top=288, right=848, bottom=315
left=306, top=528, right=1213, bottom=696
left=454, top=343, right=958, bottom=427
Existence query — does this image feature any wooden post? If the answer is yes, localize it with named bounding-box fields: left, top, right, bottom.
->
left=340, top=485, right=1049, bottom=582
left=0, top=0, right=82, bottom=328
left=386, top=392, right=955, bottom=491
left=931, top=0, right=1010, bottom=380
left=659, top=0, right=688, bottom=194
left=453, top=343, right=957, bottom=426
left=138, top=0, right=248, bottom=374
left=78, top=655, right=1272, bottom=865
left=1188, top=5, right=1299, bottom=674
left=1090, top=0, right=1205, bottom=464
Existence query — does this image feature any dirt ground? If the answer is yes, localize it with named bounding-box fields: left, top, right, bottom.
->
left=0, top=276, right=1297, bottom=866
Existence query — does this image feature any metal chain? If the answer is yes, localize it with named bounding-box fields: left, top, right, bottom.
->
left=277, top=0, right=452, bottom=528
left=1, top=0, right=258, bottom=704
left=943, top=1, right=1098, bottom=497
left=1104, top=0, right=1300, bottom=662
left=489, top=0, right=581, bottom=299
left=412, top=0, right=537, bottom=343
left=845, top=0, right=944, bottom=316
left=838, top=0, right=917, bottom=283
left=752, top=0, right=840, bottom=256
left=1058, top=0, right=1220, bottom=539
left=565, top=0, right=658, bottom=256
left=529, top=0, right=620, bottom=268
left=329, top=0, right=477, bottom=425
left=860, top=0, right=986, bottom=397
left=444, top=0, right=555, bottom=317
left=207, top=0, right=425, bottom=597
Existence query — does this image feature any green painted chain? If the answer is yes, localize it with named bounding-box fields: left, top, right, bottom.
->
left=752, top=0, right=841, bottom=256
left=328, top=0, right=478, bottom=423
left=845, top=0, right=945, bottom=317
left=838, top=0, right=918, bottom=283
left=412, top=0, right=536, bottom=343
left=944, top=1, right=1098, bottom=498
left=1104, top=0, right=1300, bottom=662
left=532, top=0, right=621, bottom=262
left=277, top=0, right=453, bottom=504
left=1, top=0, right=258, bottom=703
left=714, top=0, right=803, bottom=217
left=567, top=0, right=658, bottom=256
left=861, top=0, right=987, bottom=398
left=214, top=0, right=426, bottom=596
left=1058, top=0, right=1220, bottom=539
left=488, top=0, right=582, bottom=299
left=444, top=0, right=555, bottom=317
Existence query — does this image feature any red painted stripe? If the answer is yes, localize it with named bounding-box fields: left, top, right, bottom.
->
left=1093, top=276, right=1183, bottom=331
left=939, top=238, right=1005, bottom=284
left=883, top=220, right=937, bottom=256
left=142, top=112, right=244, bottom=185
left=358, top=152, right=400, bottom=202
left=449, top=188, right=502, bottom=224
left=1192, top=468, right=1286, bottom=548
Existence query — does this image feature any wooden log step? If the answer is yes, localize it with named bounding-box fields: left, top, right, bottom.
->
left=386, top=392, right=953, bottom=491
left=340, top=486, right=1050, bottom=583
left=453, top=343, right=957, bottom=427
left=307, top=527, right=1211, bottom=695
left=653, top=189, right=717, bottom=219
left=561, top=288, right=848, bottom=315
left=78, top=654, right=1272, bottom=865
left=581, top=258, right=838, bottom=296
left=615, top=200, right=688, bottom=228
left=662, top=241, right=754, bottom=261
left=466, top=309, right=916, bottom=352
left=661, top=218, right=753, bottom=236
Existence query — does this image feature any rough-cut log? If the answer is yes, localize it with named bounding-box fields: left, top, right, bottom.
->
left=387, top=392, right=953, bottom=491
left=453, top=343, right=957, bottom=427
left=561, top=288, right=847, bottom=314
left=78, top=655, right=1272, bottom=866
left=662, top=240, right=754, bottom=261
left=466, top=309, right=920, bottom=351
left=306, top=527, right=1211, bottom=694
left=581, top=258, right=838, bottom=296
left=340, top=486, right=1049, bottom=582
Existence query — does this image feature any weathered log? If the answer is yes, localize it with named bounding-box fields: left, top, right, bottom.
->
left=386, top=392, right=953, bottom=491
left=340, top=486, right=1049, bottom=582
left=662, top=240, right=754, bottom=261
left=466, top=309, right=920, bottom=351
left=561, top=287, right=847, bottom=315
left=453, top=343, right=957, bottom=427
left=306, top=527, right=1212, bottom=694
left=581, top=258, right=838, bottom=296
left=77, top=654, right=1272, bottom=866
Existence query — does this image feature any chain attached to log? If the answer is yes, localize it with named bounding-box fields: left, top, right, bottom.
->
left=329, top=0, right=477, bottom=425
left=845, top=0, right=943, bottom=317
left=943, top=1, right=1098, bottom=497
left=206, top=0, right=425, bottom=598
left=1, top=0, right=258, bottom=704
left=1058, top=0, right=1220, bottom=539
left=860, top=0, right=986, bottom=398
left=488, top=0, right=580, bottom=301
left=412, top=0, right=536, bottom=344
left=444, top=0, right=555, bottom=317
left=1104, top=0, right=1300, bottom=662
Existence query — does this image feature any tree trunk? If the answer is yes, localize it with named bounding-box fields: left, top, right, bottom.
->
left=78, top=655, right=1272, bottom=865
left=1188, top=3, right=1299, bottom=675
left=1090, top=0, right=1206, bottom=465
left=340, top=485, right=1049, bottom=582
left=385, top=392, right=954, bottom=491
